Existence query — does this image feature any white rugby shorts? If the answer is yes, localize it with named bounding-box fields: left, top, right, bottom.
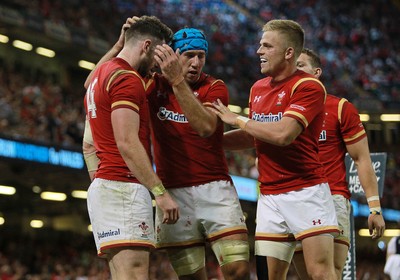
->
left=155, top=180, right=248, bottom=248
left=87, top=178, right=155, bottom=257
left=255, top=183, right=339, bottom=257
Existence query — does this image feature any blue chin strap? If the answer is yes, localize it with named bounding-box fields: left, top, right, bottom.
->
left=170, top=28, right=208, bottom=55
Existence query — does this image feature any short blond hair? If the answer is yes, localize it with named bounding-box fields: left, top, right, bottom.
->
left=262, top=19, right=304, bottom=58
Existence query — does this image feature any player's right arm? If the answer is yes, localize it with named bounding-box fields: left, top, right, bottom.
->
left=346, top=137, right=385, bottom=239
left=111, top=108, right=179, bottom=224
left=84, top=17, right=139, bottom=89
left=82, top=119, right=98, bottom=181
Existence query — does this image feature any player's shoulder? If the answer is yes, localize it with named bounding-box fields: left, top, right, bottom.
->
left=326, top=94, right=345, bottom=104
left=203, top=73, right=225, bottom=85
left=291, top=70, right=324, bottom=90
left=197, top=73, right=227, bottom=93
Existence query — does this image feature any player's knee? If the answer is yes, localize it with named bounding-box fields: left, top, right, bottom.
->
left=212, top=239, right=250, bottom=266
left=168, top=247, right=205, bottom=277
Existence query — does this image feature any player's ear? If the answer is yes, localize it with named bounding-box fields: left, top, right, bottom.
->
left=314, top=67, right=322, bottom=79
left=285, top=47, right=295, bottom=60
left=142, top=39, right=152, bottom=53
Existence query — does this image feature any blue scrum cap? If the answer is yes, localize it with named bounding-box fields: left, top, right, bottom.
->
left=170, top=28, right=208, bottom=55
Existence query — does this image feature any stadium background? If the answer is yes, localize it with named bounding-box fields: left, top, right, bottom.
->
left=0, top=0, right=399, bottom=279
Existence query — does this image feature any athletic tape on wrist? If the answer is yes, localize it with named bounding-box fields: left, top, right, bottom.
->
left=236, top=116, right=250, bottom=130
left=367, top=196, right=380, bottom=203
left=151, top=183, right=167, bottom=197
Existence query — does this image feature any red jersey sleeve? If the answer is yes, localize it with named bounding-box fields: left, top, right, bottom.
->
left=339, top=99, right=367, bottom=145
left=108, top=70, right=146, bottom=113
left=202, top=79, right=229, bottom=110
left=283, top=78, right=327, bottom=128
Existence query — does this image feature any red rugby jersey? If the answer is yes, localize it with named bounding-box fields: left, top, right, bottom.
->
left=319, top=95, right=366, bottom=199
left=147, top=72, right=231, bottom=189
left=250, top=70, right=328, bottom=194
left=84, top=58, right=151, bottom=183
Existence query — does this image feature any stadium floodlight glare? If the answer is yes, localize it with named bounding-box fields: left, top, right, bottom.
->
left=12, top=40, right=33, bottom=51
left=87, top=224, right=93, bottom=232
left=383, top=229, right=400, bottom=237
left=358, top=229, right=371, bottom=237
left=228, top=104, right=242, bottom=114
left=71, top=190, right=87, bottom=199
left=78, top=60, right=95, bottom=70
left=0, top=34, right=9, bottom=43
left=359, top=114, right=370, bottom=122
left=0, top=185, right=16, bottom=195
left=380, top=114, right=400, bottom=122
left=36, top=47, right=55, bottom=58
left=243, top=107, right=250, bottom=115
left=30, top=220, right=44, bottom=228
left=40, top=191, right=67, bottom=201
left=0, top=217, right=4, bottom=225
left=359, top=228, right=400, bottom=237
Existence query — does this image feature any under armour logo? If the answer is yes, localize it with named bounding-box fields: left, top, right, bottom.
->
left=254, top=96, right=262, bottom=103
left=312, top=219, right=321, bottom=225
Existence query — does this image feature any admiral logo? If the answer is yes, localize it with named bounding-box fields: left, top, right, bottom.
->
left=319, top=130, right=327, bottom=141
left=193, top=91, right=199, bottom=97
left=254, top=96, right=262, bottom=103
left=97, top=228, right=121, bottom=240
left=252, top=112, right=282, bottom=123
left=157, top=107, right=188, bottom=123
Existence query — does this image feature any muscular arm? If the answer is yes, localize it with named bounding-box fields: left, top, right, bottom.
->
left=154, top=44, right=218, bottom=137
left=346, top=137, right=379, bottom=200
left=112, top=108, right=161, bottom=188
left=241, top=116, right=303, bottom=146
left=112, top=108, right=180, bottom=223
left=346, top=137, right=385, bottom=238
left=172, top=81, right=218, bottom=137
left=212, top=99, right=303, bottom=146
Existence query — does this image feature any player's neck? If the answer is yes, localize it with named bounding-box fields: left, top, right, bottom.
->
left=270, top=64, right=297, bottom=83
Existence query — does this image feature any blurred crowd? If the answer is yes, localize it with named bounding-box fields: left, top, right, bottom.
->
left=2, top=0, right=399, bottom=110
left=0, top=0, right=399, bottom=211
left=0, top=0, right=399, bottom=278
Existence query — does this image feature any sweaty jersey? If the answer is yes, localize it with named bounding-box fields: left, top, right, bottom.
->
left=319, top=95, right=366, bottom=199
left=250, top=70, right=327, bottom=194
left=147, top=72, right=231, bottom=189
left=84, top=57, right=151, bottom=183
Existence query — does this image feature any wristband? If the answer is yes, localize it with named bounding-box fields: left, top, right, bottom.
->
left=236, top=116, right=250, bottom=129
left=369, top=207, right=382, bottom=215
left=171, top=76, right=185, bottom=87
left=151, top=183, right=167, bottom=197
left=367, top=196, right=380, bottom=203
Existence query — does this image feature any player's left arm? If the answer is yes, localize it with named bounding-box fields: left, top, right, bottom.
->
left=346, top=137, right=385, bottom=238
